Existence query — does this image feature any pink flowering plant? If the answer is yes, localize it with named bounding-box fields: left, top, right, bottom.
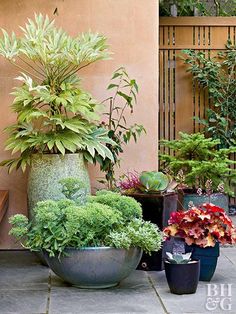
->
left=164, top=203, right=236, bottom=248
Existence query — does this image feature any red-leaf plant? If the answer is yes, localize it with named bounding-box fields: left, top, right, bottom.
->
left=164, top=203, right=236, bottom=248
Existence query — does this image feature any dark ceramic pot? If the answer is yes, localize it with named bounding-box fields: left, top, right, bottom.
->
left=185, top=242, right=219, bottom=281
left=165, top=260, right=200, bottom=295
left=131, top=192, right=178, bottom=271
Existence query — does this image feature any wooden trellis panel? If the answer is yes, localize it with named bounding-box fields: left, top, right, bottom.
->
left=159, top=17, right=236, bottom=151
left=159, top=17, right=236, bottom=203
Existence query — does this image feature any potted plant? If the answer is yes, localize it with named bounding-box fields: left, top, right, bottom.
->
left=9, top=183, right=163, bottom=288
left=164, top=203, right=236, bottom=281
left=164, top=252, right=200, bottom=295
left=0, top=14, right=114, bottom=213
left=160, top=132, right=236, bottom=211
left=118, top=171, right=178, bottom=270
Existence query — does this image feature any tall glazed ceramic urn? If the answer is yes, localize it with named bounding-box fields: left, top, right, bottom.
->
left=27, top=153, right=91, bottom=215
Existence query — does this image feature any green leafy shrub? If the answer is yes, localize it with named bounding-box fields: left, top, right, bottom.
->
left=88, top=190, right=142, bottom=221
left=9, top=188, right=162, bottom=256
left=160, top=132, right=236, bottom=195
left=183, top=42, right=236, bottom=148
left=0, top=13, right=114, bottom=172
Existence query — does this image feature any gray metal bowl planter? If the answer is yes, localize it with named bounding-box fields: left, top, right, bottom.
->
left=27, top=153, right=91, bottom=216
left=44, top=247, right=142, bottom=288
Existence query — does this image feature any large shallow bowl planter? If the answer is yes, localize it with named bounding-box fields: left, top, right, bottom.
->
left=181, top=191, right=228, bottom=212
left=164, top=260, right=200, bottom=295
left=185, top=242, right=220, bottom=281
left=130, top=192, right=177, bottom=271
left=44, top=247, right=142, bottom=288
left=27, top=153, right=91, bottom=216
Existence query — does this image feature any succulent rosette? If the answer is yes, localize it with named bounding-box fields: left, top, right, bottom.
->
left=164, top=203, right=236, bottom=248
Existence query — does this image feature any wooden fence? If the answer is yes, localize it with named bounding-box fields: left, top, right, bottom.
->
left=159, top=17, right=236, bottom=154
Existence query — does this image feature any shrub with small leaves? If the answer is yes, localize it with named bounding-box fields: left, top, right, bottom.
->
left=88, top=190, right=142, bottom=221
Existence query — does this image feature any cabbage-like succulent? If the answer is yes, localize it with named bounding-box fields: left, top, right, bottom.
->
left=166, top=252, right=192, bottom=264
left=139, top=171, right=169, bottom=193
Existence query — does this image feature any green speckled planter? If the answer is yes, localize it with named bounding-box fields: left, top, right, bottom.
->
left=183, top=193, right=228, bottom=213
left=27, top=153, right=91, bottom=216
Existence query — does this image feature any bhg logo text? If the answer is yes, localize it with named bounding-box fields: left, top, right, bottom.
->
left=206, top=284, right=233, bottom=311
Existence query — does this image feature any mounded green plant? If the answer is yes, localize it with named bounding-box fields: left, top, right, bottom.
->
left=9, top=183, right=163, bottom=257
left=0, top=13, right=114, bottom=172
left=160, top=132, right=236, bottom=195
left=88, top=190, right=142, bottom=221
left=183, top=42, right=236, bottom=148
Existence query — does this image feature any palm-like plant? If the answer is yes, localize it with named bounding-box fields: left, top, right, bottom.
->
left=0, top=13, right=114, bottom=172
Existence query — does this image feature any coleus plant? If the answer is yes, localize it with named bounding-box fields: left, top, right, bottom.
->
left=164, top=203, right=236, bottom=248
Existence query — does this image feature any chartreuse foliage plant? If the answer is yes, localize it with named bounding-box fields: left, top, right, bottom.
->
left=160, top=132, right=236, bottom=196
left=88, top=190, right=142, bottom=221
left=9, top=187, right=162, bottom=257
left=183, top=42, right=236, bottom=148
left=0, top=13, right=114, bottom=172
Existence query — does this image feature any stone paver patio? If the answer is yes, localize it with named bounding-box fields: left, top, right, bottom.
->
left=0, top=245, right=235, bottom=314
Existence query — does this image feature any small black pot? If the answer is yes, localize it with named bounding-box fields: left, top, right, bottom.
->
left=164, top=260, right=200, bottom=295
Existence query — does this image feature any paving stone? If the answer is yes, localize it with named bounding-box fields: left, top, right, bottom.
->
left=0, top=249, right=235, bottom=314
left=0, top=251, right=49, bottom=290
left=149, top=248, right=236, bottom=314
left=49, top=270, right=164, bottom=314
left=0, top=289, right=48, bottom=314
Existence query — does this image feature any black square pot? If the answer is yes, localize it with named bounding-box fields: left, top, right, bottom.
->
left=131, top=192, right=178, bottom=271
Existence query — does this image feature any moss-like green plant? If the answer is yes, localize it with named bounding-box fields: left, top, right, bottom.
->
left=9, top=188, right=163, bottom=256
left=0, top=13, right=114, bottom=172
left=88, top=190, right=142, bottom=221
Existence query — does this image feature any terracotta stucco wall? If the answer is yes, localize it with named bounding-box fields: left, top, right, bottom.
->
left=0, top=0, right=158, bottom=248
